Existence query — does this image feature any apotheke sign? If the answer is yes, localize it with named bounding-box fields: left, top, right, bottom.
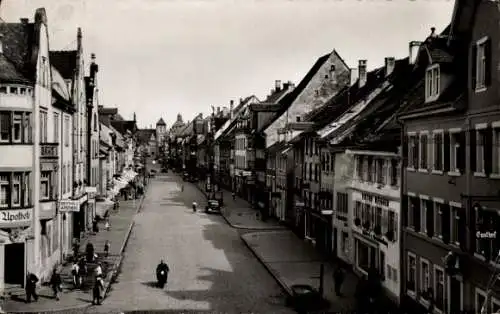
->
left=0, top=209, right=31, bottom=224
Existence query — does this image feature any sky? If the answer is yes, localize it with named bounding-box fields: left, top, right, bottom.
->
left=0, top=0, right=455, bottom=129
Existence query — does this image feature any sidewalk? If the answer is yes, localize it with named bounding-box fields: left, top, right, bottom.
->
left=2, top=193, right=145, bottom=314
left=193, top=179, right=285, bottom=230
left=241, top=230, right=359, bottom=313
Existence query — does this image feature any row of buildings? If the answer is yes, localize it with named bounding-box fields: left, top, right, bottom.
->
left=0, top=8, right=139, bottom=294
left=166, top=1, right=500, bottom=313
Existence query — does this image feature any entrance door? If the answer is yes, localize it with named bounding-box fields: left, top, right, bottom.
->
left=4, top=243, right=25, bottom=286
left=449, top=276, right=462, bottom=313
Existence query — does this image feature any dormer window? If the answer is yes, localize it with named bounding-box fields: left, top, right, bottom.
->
left=473, top=36, right=491, bottom=92
left=425, top=64, right=440, bottom=102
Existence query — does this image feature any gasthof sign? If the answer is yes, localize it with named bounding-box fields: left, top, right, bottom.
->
left=59, top=200, right=80, bottom=212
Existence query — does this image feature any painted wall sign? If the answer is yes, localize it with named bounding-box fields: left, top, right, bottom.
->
left=0, top=209, right=31, bottom=224
left=59, top=200, right=80, bottom=212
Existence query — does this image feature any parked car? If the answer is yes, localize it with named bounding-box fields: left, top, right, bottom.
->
left=205, top=199, right=221, bottom=213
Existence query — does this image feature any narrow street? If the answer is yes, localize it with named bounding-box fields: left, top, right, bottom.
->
left=87, top=172, right=293, bottom=314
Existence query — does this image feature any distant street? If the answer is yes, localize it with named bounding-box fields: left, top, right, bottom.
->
left=86, top=171, right=292, bottom=314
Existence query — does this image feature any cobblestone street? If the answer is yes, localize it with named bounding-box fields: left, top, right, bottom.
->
left=86, top=173, right=292, bottom=314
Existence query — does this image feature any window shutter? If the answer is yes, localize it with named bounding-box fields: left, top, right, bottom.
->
left=471, top=44, right=477, bottom=89
left=426, top=200, right=434, bottom=237
left=443, top=132, right=450, bottom=172
left=485, top=39, right=492, bottom=86
left=485, top=127, right=493, bottom=175
left=470, top=129, right=477, bottom=172
left=403, top=135, right=409, bottom=167
left=414, top=199, right=421, bottom=232
left=393, top=212, right=398, bottom=241
left=402, top=195, right=408, bottom=227
left=458, top=132, right=466, bottom=172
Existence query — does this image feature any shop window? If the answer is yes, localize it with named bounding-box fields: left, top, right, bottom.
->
left=0, top=174, right=9, bottom=207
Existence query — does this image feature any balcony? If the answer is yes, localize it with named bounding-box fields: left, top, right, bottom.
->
left=40, top=143, right=59, bottom=159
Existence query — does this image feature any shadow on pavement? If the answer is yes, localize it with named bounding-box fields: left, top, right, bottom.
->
left=140, top=281, right=158, bottom=289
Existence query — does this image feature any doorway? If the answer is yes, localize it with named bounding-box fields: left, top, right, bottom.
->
left=4, top=243, right=25, bottom=286
left=449, top=276, right=462, bottom=313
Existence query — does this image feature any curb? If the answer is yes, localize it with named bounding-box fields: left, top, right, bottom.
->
left=103, top=191, right=146, bottom=299
left=2, top=185, right=148, bottom=313
left=240, top=234, right=292, bottom=297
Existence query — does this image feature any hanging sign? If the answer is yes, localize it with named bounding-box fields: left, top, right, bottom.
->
left=59, top=200, right=80, bottom=212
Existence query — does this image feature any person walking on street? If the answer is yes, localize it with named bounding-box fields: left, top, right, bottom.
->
left=192, top=201, right=197, bottom=212
left=25, top=272, right=39, bottom=303
left=104, top=240, right=110, bottom=258
left=333, top=266, right=345, bottom=296
left=92, top=275, right=104, bottom=305
left=95, top=262, right=103, bottom=277
left=50, top=267, right=62, bottom=300
left=71, top=261, right=80, bottom=288
left=105, top=219, right=110, bottom=231
left=232, top=192, right=235, bottom=200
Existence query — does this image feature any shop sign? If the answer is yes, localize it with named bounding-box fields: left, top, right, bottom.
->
left=59, top=200, right=80, bottom=212
left=0, top=209, right=31, bottom=224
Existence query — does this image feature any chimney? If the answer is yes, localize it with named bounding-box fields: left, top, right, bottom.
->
left=287, top=81, right=295, bottom=89
left=350, top=68, right=359, bottom=87
left=20, top=18, right=29, bottom=24
left=385, top=57, right=395, bottom=77
left=275, top=80, right=282, bottom=92
left=358, top=60, right=367, bottom=88
left=230, top=100, right=234, bottom=119
left=90, top=53, right=98, bottom=78
left=0, top=34, right=3, bottom=54
left=217, top=106, right=221, bottom=115
left=409, top=41, right=422, bottom=65
left=430, top=27, right=437, bottom=38
left=240, top=97, right=243, bottom=105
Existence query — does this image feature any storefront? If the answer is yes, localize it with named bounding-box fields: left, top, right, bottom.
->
left=354, top=235, right=380, bottom=275
left=0, top=209, right=34, bottom=290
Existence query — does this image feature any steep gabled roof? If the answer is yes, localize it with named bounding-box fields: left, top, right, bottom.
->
left=99, top=107, right=118, bottom=115
left=0, top=22, right=36, bottom=82
left=0, top=54, right=31, bottom=83
left=259, top=53, right=331, bottom=133
left=49, top=50, right=77, bottom=79
left=136, top=129, right=155, bottom=144
left=110, top=120, right=137, bottom=135
left=156, top=118, right=166, bottom=126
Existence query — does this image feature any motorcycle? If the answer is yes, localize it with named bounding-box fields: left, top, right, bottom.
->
left=156, top=268, right=168, bottom=288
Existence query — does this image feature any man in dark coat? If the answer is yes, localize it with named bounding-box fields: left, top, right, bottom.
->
left=333, top=266, right=345, bottom=296
left=92, top=275, right=104, bottom=305
left=25, top=272, right=39, bottom=303
left=50, top=268, right=62, bottom=300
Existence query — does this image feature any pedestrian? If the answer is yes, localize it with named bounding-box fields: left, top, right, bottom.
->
left=78, top=258, right=87, bottom=289
left=71, top=261, right=80, bottom=288
left=104, top=240, right=110, bottom=258
left=72, top=238, right=80, bottom=261
left=105, top=219, right=110, bottom=231
left=192, top=201, right=197, bottom=212
left=25, top=272, right=39, bottom=303
left=232, top=192, right=235, bottom=200
left=92, top=218, right=99, bottom=233
left=333, top=266, right=345, bottom=296
left=95, top=262, right=103, bottom=277
left=86, top=242, right=95, bottom=262
left=50, top=267, right=62, bottom=300
left=92, top=275, right=104, bottom=305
